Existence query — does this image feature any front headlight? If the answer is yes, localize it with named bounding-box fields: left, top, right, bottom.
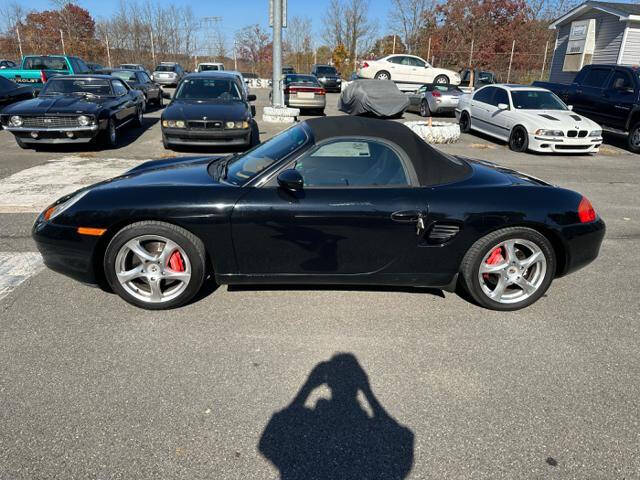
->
left=225, top=121, right=249, bottom=129
left=535, top=129, right=564, bottom=137
left=43, top=190, right=90, bottom=221
left=319, top=77, right=327, bottom=81
left=77, top=115, right=91, bottom=126
left=10, top=115, right=22, bottom=127
left=589, top=129, right=602, bottom=137
left=162, top=120, right=185, bottom=128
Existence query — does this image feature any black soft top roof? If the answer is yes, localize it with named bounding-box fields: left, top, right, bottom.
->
left=304, top=116, right=471, bottom=186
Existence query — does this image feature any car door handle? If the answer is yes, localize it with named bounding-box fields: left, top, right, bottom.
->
left=391, top=210, right=424, bottom=222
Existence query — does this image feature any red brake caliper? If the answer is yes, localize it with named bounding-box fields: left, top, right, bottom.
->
left=168, top=250, right=185, bottom=272
left=483, top=247, right=504, bottom=280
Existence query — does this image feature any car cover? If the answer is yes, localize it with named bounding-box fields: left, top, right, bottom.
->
left=338, top=79, right=409, bottom=118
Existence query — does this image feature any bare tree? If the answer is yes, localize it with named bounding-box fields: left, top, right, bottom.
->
left=0, top=1, right=28, bottom=32
left=236, top=24, right=271, bottom=75
left=388, top=0, right=434, bottom=54
left=286, top=16, right=312, bottom=71
left=323, top=0, right=377, bottom=64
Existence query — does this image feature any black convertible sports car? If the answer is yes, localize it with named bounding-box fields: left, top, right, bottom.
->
left=32, top=116, right=605, bottom=311
left=161, top=71, right=258, bottom=149
left=0, top=75, right=145, bottom=149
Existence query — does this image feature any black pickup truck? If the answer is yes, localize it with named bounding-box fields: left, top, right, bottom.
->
left=534, top=64, right=640, bottom=152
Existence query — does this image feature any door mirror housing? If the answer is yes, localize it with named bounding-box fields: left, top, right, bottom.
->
left=497, top=103, right=509, bottom=110
left=247, top=94, right=257, bottom=102
left=277, top=169, right=304, bottom=192
left=567, top=105, right=574, bottom=111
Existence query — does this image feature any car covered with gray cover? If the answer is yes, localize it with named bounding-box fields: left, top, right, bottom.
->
left=338, top=79, right=409, bottom=118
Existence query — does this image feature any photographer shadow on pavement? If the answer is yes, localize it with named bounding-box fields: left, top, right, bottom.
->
left=258, top=353, right=414, bottom=480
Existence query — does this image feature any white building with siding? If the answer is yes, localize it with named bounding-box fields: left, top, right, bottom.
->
left=548, top=1, right=640, bottom=83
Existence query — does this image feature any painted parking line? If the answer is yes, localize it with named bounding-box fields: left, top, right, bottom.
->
left=0, top=252, right=44, bottom=302
left=0, top=156, right=141, bottom=213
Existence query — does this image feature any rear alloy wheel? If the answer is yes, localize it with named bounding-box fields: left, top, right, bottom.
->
left=434, top=75, right=449, bottom=85
left=459, top=111, right=471, bottom=133
left=103, top=118, right=118, bottom=148
left=374, top=70, right=390, bottom=80
left=627, top=122, right=640, bottom=153
left=509, top=126, right=529, bottom=152
left=157, top=94, right=164, bottom=108
left=134, top=105, right=144, bottom=127
left=461, top=227, right=555, bottom=311
left=419, top=100, right=430, bottom=117
left=104, top=221, right=206, bottom=310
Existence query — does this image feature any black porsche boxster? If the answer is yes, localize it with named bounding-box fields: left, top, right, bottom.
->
left=32, top=116, right=605, bottom=311
left=0, top=75, right=145, bottom=149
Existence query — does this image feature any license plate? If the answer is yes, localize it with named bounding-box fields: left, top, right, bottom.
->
left=298, top=92, right=314, bottom=99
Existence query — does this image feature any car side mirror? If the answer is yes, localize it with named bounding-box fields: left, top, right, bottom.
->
left=277, top=169, right=304, bottom=192
left=567, top=105, right=574, bottom=111
left=497, top=103, right=509, bottom=110
left=248, top=94, right=256, bottom=102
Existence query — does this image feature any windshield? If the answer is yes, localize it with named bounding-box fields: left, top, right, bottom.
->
left=285, top=75, right=319, bottom=85
left=40, top=78, right=112, bottom=96
left=155, top=65, right=176, bottom=72
left=511, top=90, right=567, bottom=110
left=23, top=56, right=68, bottom=70
left=198, top=64, right=220, bottom=71
left=316, top=66, right=337, bottom=75
left=111, top=71, right=137, bottom=82
left=175, top=78, right=241, bottom=100
left=221, top=124, right=309, bottom=185
left=120, top=64, right=141, bottom=69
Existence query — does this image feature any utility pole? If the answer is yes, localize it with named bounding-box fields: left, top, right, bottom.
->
left=540, top=40, right=549, bottom=80
left=201, top=17, right=222, bottom=63
left=233, top=39, right=237, bottom=71
left=427, top=37, right=431, bottom=62
left=60, top=30, right=65, bottom=55
left=16, top=27, right=23, bottom=59
left=392, top=34, right=396, bottom=54
left=469, top=38, right=474, bottom=67
left=507, top=39, right=515, bottom=83
left=271, top=0, right=284, bottom=106
left=150, top=28, right=156, bottom=66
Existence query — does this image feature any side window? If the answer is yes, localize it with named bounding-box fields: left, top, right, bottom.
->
left=473, top=87, right=494, bottom=104
left=387, top=56, right=403, bottom=64
left=294, top=140, right=410, bottom=187
left=140, top=72, right=152, bottom=83
left=582, top=68, right=612, bottom=88
left=417, top=85, right=427, bottom=94
left=609, top=70, right=634, bottom=91
left=112, top=79, right=128, bottom=96
left=493, top=88, right=509, bottom=107
left=409, top=57, right=426, bottom=68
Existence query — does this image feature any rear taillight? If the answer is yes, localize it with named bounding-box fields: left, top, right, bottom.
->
left=578, top=196, right=596, bottom=223
left=40, top=70, right=47, bottom=84
left=288, top=86, right=325, bottom=95
left=362, top=62, right=369, bottom=68
left=431, top=90, right=441, bottom=97
left=316, top=88, right=326, bottom=96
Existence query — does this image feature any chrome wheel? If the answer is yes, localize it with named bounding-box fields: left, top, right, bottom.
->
left=375, top=71, right=390, bottom=80
left=478, top=239, right=547, bottom=304
left=114, top=235, right=191, bottom=304
left=420, top=100, right=429, bottom=117
left=630, top=127, right=640, bottom=149
left=109, top=121, right=117, bottom=144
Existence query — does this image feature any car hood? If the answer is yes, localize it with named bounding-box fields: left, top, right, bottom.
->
left=516, top=109, right=600, bottom=129
left=163, top=100, right=248, bottom=121
left=2, top=95, right=104, bottom=115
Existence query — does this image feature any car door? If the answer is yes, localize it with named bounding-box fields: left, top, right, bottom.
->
left=601, top=68, right=636, bottom=129
left=469, top=86, right=496, bottom=135
left=407, top=84, right=427, bottom=111
left=485, top=87, right=513, bottom=140
left=231, top=138, right=434, bottom=278
left=407, top=56, right=429, bottom=84
left=386, top=56, right=410, bottom=82
left=571, top=66, right=612, bottom=123
left=111, top=79, right=134, bottom=123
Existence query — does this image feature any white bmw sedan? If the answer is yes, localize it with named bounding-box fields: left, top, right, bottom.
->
left=456, top=84, right=603, bottom=153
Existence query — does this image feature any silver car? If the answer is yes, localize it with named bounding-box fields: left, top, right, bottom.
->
left=406, top=83, right=463, bottom=117
left=272, top=74, right=326, bottom=114
left=152, top=62, right=185, bottom=87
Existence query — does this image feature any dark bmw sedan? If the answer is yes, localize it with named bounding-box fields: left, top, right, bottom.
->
left=161, top=71, right=258, bottom=149
left=0, top=75, right=145, bottom=149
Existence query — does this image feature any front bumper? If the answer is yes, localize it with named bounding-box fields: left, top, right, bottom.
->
left=529, top=134, right=602, bottom=153
left=317, top=79, right=342, bottom=91
left=32, top=215, right=101, bottom=285
left=8, top=125, right=100, bottom=144
left=163, top=126, right=251, bottom=147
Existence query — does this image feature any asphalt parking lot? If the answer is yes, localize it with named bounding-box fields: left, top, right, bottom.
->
left=1, top=89, right=639, bottom=479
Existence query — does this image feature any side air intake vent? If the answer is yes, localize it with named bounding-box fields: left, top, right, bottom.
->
left=570, top=114, right=582, bottom=121
left=539, top=114, right=559, bottom=121
left=428, top=224, right=460, bottom=243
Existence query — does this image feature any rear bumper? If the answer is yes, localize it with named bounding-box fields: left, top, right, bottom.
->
left=284, top=95, right=326, bottom=109
left=154, top=77, right=178, bottom=86
left=557, top=218, right=606, bottom=277
left=32, top=216, right=100, bottom=285
left=163, top=127, right=251, bottom=147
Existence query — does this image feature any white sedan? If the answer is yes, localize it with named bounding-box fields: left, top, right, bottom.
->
left=358, top=54, right=460, bottom=86
left=455, top=84, right=603, bottom=153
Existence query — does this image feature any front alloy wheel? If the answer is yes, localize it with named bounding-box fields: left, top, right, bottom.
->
left=104, top=221, right=206, bottom=309
left=627, top=122, right=640, bottom=153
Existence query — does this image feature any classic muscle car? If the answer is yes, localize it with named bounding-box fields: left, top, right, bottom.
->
left=32, top=116, right=605, bottom=311
left=0, top=75, right=145, bottom=149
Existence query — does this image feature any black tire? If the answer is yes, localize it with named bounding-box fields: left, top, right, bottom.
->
left=434, top=75, right=449, bottom=85
left=509, top=126, right=529, bottom=152
left=627, top=121, right=640, bottom=153
left=15, top=137, right=30, bottom=149
left=459, top=111, right=471, bottom=133
left=102, top=118, right=118, bottom=148
left=374, top=70, right=391, bottom=80
left=104, top=221, right=207, bottom=310
left=134, top=105, right=143, bottom=128
left=157, top=93, right=163, bottom=108
left=460, top=227, right=556, bottom=311
left=419, top=100, right=430, bottom=117
left=249, top=121, right=260, bottom=147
